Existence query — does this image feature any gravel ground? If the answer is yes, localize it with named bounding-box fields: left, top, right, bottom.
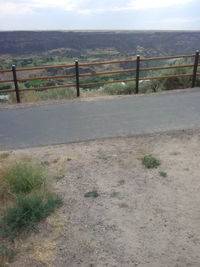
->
left=1, top=129, right=200, bottom=267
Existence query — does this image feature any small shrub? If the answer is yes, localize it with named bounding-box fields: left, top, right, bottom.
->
left=84, top=190, right=99, bottom=198
left=139, top=80, right=165, bottom=94
left=0, top=192, right=62, bottom=239
left=142, top=155, right=160, bottom=169
left=159, top=171, right=167, bottom=177
left=158, top=60, right=192, bottom=90
left=0, top=186, right=11, bottom=201
left=118, top=179, right=125, bottom=185
left=21, top=88, right=76, bottom=103
left=110, top=191, right=120, bottom=198
left=39, top=87, right=76, bottom=100
left=102, top=82, right=135, bottom=95
left=0, top=245, right=16, bottom=265
left=4, top=162, right=46, bottom=194
left=0, top=153, right=10, bottom=160
left=118, top=202, right=129, bottom=208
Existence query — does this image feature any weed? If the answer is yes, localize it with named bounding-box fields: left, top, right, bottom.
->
left=0, top=245, right=16, bottom=265
left=142, top=155, right=160, bottom=169
left=84, top=190, right=99, bottom=198
left=102, top=82, right=135, bottom=95
left=0, top=153, right=10, bottom=160
left=41, top=161, right=50, bottom=166
left=110, top=191, right=120, bottom=198
left=55, top=175, right=65, bottom=181
left=0, top=192, right=62, bottom=239
left=159, top=171, right=167, bottom=177
left=21, top=88, right=76, bottom=103
left=118, top=179, right=125, bottom=185
left=0, top=186, right=12, bottom=202
left=4, top=162, right=46, bottom=194
left=118, top=203, right=129, bottom=208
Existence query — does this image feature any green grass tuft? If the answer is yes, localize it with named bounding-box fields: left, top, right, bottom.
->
left=0, top=153, right=10, bottom=160
left=84, top=190, right=99, bottom=198
left=159, top=171, right=167, bottom=177
left=142, top=155, right=160, bottom=169
left=0, top=192, right=62, bottom=239
left=118, top=179, right=125, bottom=185
left=0, top=245, right=16, bottom=265
left=4, top=162, right=46, bottom=194
left=110, top=191, right=120, bottom=198
left=102, top=82, right=135, bottom=95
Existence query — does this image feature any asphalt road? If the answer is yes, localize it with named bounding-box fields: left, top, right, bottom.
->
left=1, top=89, right=200, bottom=150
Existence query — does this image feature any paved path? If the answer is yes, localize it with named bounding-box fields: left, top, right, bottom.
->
left=0, top=89, right=200, bottom=150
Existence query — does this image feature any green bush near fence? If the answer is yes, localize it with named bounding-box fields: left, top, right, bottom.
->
left=102, top=82, right=136, bottom=95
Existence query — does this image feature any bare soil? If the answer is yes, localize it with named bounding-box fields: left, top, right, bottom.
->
left=1, top=129, right=200, bottom=267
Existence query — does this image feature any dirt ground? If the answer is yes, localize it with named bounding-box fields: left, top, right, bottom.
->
left=1, top=129, right=200, bottom=267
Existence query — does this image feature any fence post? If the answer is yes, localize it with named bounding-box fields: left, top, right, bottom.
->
left=192, top=50, right=199, bottom=88
left=135, top=55, right=140, bottom=94
left=75, top=60, right=80, bottom=97
left=12, top=65, right=20, bottom=103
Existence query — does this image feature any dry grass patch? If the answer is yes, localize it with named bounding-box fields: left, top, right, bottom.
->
left=0, top=158, right=63, bottom=265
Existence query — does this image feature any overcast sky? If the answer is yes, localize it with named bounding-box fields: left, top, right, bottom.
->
left=0, top=0, right=200, bottom=31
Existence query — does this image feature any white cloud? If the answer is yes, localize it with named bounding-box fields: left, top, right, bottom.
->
left=31, top=0, right=79, bottom=10
left=0, top=0, right=79, bottom=15
left=0, top=0, right=195, bottom=16
left=128, top=0, right=192, bottom=9
left=0, top=2, right=34, bottom=16
left=164, top=17, right=200, bottom=24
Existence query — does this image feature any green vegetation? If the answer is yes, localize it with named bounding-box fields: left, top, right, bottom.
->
left=102, top=82, right=135, bottom=95
left=4, top=162, right=46, bottom=194
left=23, top=80, right=56, bottom=88
left=84, top=190, right=99, bottom=198
left=82, top=72, right=133, bottom=90
left=0, top=245, right=16, bottom=265
left=142, top=155, right=161, bottom=169
left=110, top=191, right=120, bottom=198
left=38, top=87, right=76, bottom=100
left=0, top=192, right=62, bottom=239
left=0, top=56, right=75, bottom=70
left=0, top=159, right=62, bottom=245
left=0, top=84, right=12, bottom=91
left=0, top=153, right=10, bottom=160
left=20, top=87, right=76, bottom=103
left=159, top=171, right=167, bottom=177
left=118, top=179, right=125, bottom=185
left=118, top=202, right=129, bottom=208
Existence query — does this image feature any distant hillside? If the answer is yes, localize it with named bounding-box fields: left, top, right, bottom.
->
left=0, top=31, right=199, bottom=57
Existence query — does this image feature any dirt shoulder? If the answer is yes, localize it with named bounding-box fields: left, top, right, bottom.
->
left=1, top=87, right=199, bottom=110
left=1, top=129, right=200, bottom=267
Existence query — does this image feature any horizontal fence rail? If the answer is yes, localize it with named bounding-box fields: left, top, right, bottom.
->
left=0, top=50, right=199, bottom=103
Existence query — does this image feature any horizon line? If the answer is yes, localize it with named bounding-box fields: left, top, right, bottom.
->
left=0, top=29, right=200, bottom=32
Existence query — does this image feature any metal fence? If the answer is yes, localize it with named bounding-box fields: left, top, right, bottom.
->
left=0, top=50, right=199, bottom=103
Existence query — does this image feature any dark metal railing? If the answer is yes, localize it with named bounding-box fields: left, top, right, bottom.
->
left=0, top=50, right=199, bottom=103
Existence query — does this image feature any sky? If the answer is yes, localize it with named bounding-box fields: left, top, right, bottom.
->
left=0, top=0, right=200, bottom=31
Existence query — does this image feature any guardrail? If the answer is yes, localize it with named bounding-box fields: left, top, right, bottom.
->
left=0, top=50, right=199, bottom=103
